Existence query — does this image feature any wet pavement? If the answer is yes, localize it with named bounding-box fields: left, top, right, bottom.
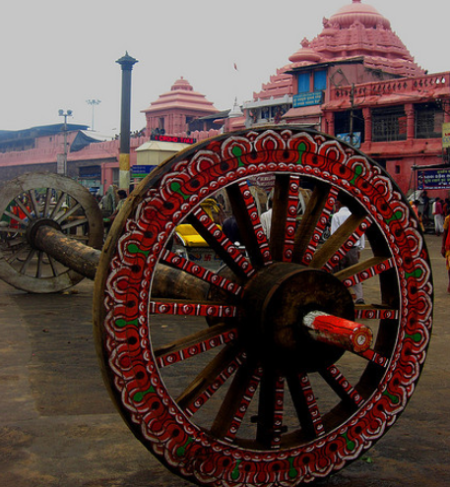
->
left=0, top=235, right=449, bottom=487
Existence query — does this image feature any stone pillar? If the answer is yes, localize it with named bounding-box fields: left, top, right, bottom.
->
left=363, top=108, right=372, bottom=143
left=116, top=52, right=138, bottom=190
left=405, top=104, right=415, bottom=141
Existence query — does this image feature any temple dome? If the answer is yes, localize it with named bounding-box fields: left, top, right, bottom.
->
left=329, top=0, right=391, bottom=29
left=253, top=1, right=425, bottom=103
left=170, top=77, right=194, bottom=92
left=289, top=38, right=323, bottom=64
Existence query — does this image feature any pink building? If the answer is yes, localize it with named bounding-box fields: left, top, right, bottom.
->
left=240, top=0, right=450, bottom=198
left=1, top=0, right=449, bottom=200
left=141, top=77, right=221, bottom=138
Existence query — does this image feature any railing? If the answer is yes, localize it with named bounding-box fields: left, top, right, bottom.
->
left=330, top=72, right=450, bottom=103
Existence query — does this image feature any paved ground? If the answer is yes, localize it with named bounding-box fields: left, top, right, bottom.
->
left=0, top=235, right=449, bottom=487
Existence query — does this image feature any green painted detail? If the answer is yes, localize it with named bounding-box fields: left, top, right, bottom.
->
left=115, top=318, right=139, bottom=328
left=132, top=386, right=155, bottom=403
left=170, top=181, right=190, bottom=200
left=127, top=243, right=149, bottom=256
left=176, top=436, right=194, bottom=457
left=288, top=456, right=298, bottom=478
left=406, top=332, right=422, bottom=343
left=385, top=210, right=403, bottom=225
left=231, top=460, right=242, bottom=480
left=406, top=268, right=424, bottom=280
left=296, top=142, right=307, bottom=164
left=232, top=145, right=245, bottom=167
left=342, top=432, right=356, bottom=452
left=350, top=165, right=364, bottom=185
left=383, top=390, right=400, bottom=404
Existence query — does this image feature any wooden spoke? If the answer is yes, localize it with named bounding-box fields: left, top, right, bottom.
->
left=42, top=188, right=53, bottom=218
left=154, top=322, right=238, bottom=368
left=161, top=249, right=242, bottom=297
left=188, top=208, right=254, bottom=279
left=335, top=256, right=395, bottom=288
left=36, top=251, right=44, bottom=278
left=357, top=348, right=389, bottom=367
left=292, top=184, right=338, bottom=265
left=6, top=248, right=27, bottom=265
left=210, top=362, right=263, bottom=441
left=320, top=365, right=364, bottom=408
left=270, top=174, right=301, bottom=262
left=14, top=197, right=34, bottom=220
left=55, top=201, right=82, bottom=224
left=176, top=345, right=245, bottom=417
left=0, top=225, right=26, bottom=235
left=256, top=371, right=285, bottom=449
left=317, top=216, right=373, bottom=271
left=19, top=249, right=37, bottom=274
left=150, top=298, right=237, bottom=318
left=46, top=253, right=60, bottom=278
left=3, top=208, right=28, bottom=228
left=28, top=189, right=40, bottom=217
left=355, top=305, right=400, bottom=321
left=226, top=181, right=272, bottom=268
left=60, top=217, right=89, bottom=231
left=49, top=191, right=68, bottom=219
left=286, top=372, right=325, bottom=439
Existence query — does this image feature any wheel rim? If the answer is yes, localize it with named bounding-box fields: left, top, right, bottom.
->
left=94, top=128, right=432, bottom=486
left=0, top=172, right=103, bottom=293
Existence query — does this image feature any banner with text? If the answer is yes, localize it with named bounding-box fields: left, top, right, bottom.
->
left=417, top=168, right=450, bottom=190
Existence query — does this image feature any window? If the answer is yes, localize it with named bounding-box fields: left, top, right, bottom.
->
left=314, top=70, right=327, bottom=91
left=415, top=103, right=444, bottom=139
left=334, top=109, right=365, bottom=142
left=297, top=72, right=310, bottom=93
left=372, top=106, right=407, bottom=142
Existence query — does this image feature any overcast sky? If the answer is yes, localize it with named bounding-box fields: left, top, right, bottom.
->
left=1, top=0, right=448, bottom=134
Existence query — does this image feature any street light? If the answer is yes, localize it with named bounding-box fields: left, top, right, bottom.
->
left=86, top=99, right=101, bottom=130
left=58, top=109, right=72, bottom=176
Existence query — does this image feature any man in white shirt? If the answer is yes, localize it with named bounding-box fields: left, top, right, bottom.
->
left=260, top=199, right=272, bottom=239
left=330, top=199, right=365, bottom=304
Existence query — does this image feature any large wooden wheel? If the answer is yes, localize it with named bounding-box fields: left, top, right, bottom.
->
left=0, top=173, right=103, bottom=293
left=93, top=127, right=432, bottom=486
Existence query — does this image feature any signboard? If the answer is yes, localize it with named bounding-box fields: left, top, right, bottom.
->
left=248, top=174, right=276, bottom=189
left=337, top=132, right=362, bottom=148
left=151, top=134, right=196, bottom=144
left=131, top=165, right=155, bottom=178
left=187, top=248, right=223, bottom=271
left=442, top=122, right=450, bottom=149
left=56, top=154, right=65, bottom=175
left=417, top=168, right=450, bottom=190
left=293, top=91, right=323, bottom=108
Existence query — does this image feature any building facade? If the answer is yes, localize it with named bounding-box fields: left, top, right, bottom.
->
left=1, top=0, right=449, bottom=199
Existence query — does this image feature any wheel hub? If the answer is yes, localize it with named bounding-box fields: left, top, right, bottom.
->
left=241, top=263, right=355, bottom=372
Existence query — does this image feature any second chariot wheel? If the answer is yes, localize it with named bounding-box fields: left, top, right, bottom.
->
left=0, top=172, right=103, bottom=293
left=94, top=127, right=432, bottom=486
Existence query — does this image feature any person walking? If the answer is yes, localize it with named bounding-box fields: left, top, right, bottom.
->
left=441, top=213, right=450, bottom=293
left=260, top=199, right=272, bottom=240
left=330, top=198, right=365, bottom=304
left=432, top=197, right=444, bottom=236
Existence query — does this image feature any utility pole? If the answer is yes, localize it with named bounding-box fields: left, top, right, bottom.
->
left=58, top=109, right=72, bottom=176
left=349, top=84, right=355, bottom=146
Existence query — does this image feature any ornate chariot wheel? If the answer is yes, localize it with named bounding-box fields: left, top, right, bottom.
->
left=0, top=172, right=103, bottom=293
left=93, top=127, right=432, bottom=486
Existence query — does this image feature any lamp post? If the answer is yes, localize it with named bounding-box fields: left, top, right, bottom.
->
left=86, top=99, right=101, bottom=130
left=58, top=109, right=72, bottom=176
